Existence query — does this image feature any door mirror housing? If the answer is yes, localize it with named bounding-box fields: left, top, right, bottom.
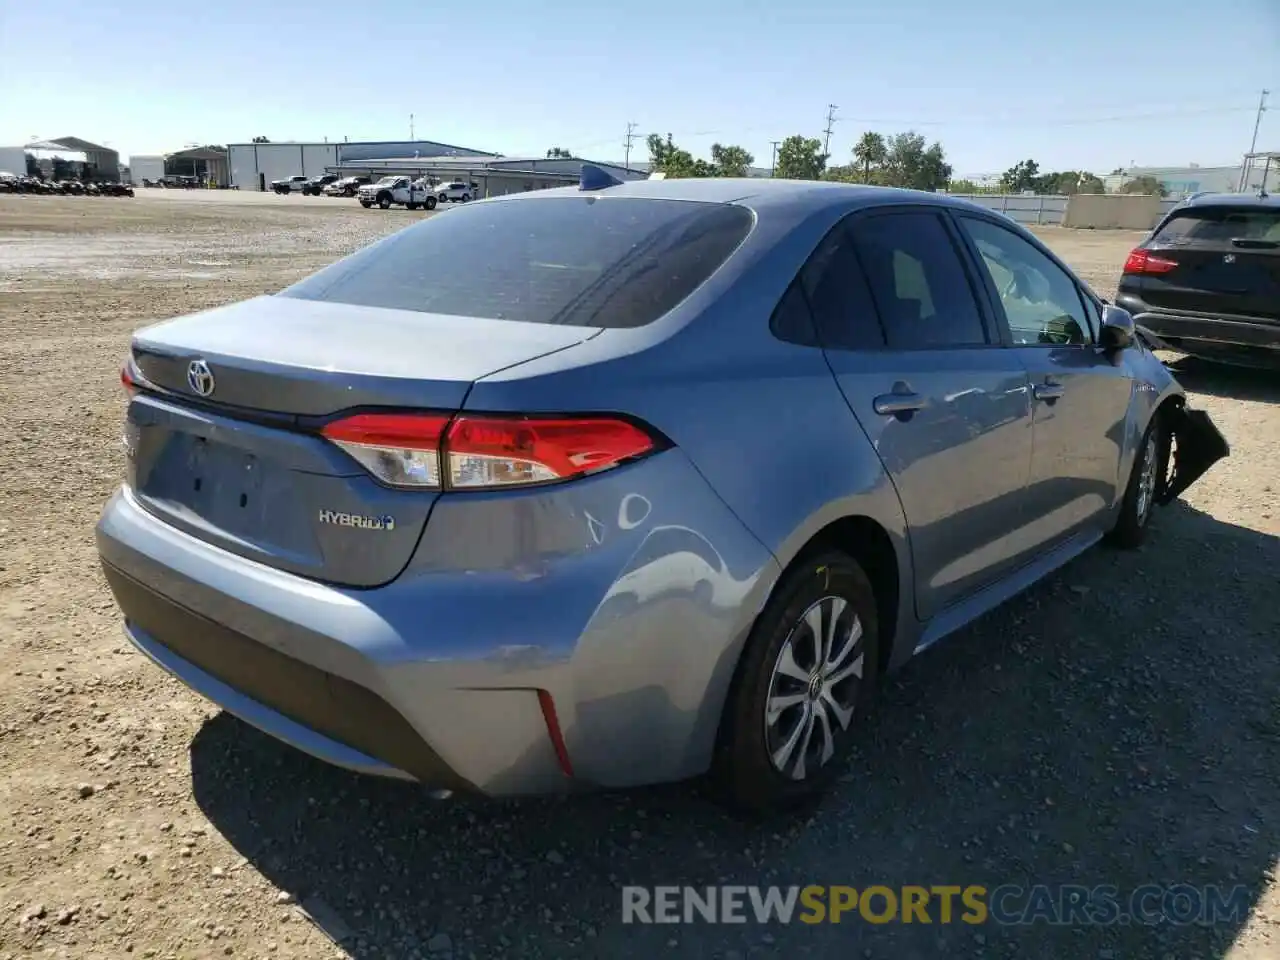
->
left=1099, top=304, right=1135, bottom=351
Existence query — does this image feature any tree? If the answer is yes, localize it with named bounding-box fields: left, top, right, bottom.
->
left=1121, top=175, right=1165, bottom=197
left=774, top=135, right=826, bottom=180
left=1000, top=159, right=1040, bottom=193
left=881, top=132, right=951, bottom=192
left=545, top=147, right=573, bottom=159
left=646, top=133, right=713, bottom=178
left=251, top=136, right=270, bottom=143
left=852, top=131, right=887, bottom=182
left=710, top=143, right=753, bottom=177
left=948, top=179, right=983, bottom=194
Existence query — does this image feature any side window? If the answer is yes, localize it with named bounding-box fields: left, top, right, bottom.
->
left=769, top=281, right=820, bottom=347
left=958, top=217, right=1093, bottom=346
left=799, top=226, right=886, bottom=350
left=846, top=212, right=989, bottom=348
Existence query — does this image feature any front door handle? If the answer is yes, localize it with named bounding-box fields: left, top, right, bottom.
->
left=1033, top=382, right=1065, bottom=402
left=873, top=392, right=926, bottom=417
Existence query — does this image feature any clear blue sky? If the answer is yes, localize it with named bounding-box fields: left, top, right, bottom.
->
left=2, top=0, right=1277, bottom=176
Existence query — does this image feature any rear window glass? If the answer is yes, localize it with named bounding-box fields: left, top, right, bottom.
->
left=1153, top=207, right=1280, bottom=245
left=280, top=197, right=753, bottom=328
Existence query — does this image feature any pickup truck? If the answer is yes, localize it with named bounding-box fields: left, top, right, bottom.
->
left=270, top=175, right=310, bottom=194
left=323, top=175, right=371, bottom=197
left=356, top=176, right=438, bottom=210
left=302, top=173, right=340, bottom=196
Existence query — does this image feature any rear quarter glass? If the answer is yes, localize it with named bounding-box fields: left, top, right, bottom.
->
left=279, top=197, right=754, bottom=329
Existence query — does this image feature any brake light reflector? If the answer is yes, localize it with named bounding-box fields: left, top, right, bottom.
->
left=321, top=413, right=450, bottom=488
left=1123, top=249, right=1178, bottom=275
left=120, top=362, right=136, bottom=396
left=445, top=416, right=656, bottom=489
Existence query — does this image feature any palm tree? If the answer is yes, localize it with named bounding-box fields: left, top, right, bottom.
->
left=852, top=132, right=887, bottom=182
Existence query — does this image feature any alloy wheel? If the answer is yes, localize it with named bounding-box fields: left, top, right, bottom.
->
left=764, top=595, right=864, bottom=781
left=1136, top=430, right=1159, bottom=524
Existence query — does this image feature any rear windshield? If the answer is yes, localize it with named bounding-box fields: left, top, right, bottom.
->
left=1153, top=207, right=1280, bottom=245
left=279, top=196, right=753, bottom=328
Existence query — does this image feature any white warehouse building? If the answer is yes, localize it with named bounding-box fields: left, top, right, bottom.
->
left=227, top=138, right=498, bottom=191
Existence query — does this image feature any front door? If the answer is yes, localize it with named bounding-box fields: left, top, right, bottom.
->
left=953, top=214, right=1134, bottom=548
left=808, top=208, right=1035, bottom=621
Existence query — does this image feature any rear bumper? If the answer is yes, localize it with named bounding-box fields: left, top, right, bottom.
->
left=95, top=449, right=777, bottom=796
left=1117, top=296, right=1280, bottom=353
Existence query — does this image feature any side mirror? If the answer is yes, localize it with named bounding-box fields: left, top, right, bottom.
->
left=1099, top=304, right=1135, bottom=351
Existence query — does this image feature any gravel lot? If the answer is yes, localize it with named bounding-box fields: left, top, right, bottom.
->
left=1, top=193, right=1277, bottom=960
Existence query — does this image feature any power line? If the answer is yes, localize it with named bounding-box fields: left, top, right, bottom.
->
left=823, top=104, right=838, bottom=157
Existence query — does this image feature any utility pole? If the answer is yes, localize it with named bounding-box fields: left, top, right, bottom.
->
left=410, top=113, right=415, bottom=141
left=1240, top=89, right=1269, bottom=191
left=770, top=140, right=780, bottom=177
left=823, top=104, right=838, bottom=159
left=1248, top=89, right=1269, bottom=155
left=623, top=121, right=639, bottom=171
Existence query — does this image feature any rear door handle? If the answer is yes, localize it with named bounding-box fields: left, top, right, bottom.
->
left=873, top=392, right=926, bottom=416
left=1033, top=382, right=1065, bottom=402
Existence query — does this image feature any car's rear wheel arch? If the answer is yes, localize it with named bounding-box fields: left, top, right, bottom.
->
left=792, top=516, right=900, bottom=676
left=713, top=514, right=899, bottom=758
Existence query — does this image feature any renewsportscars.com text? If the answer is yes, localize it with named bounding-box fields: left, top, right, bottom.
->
left=621, top=884, right=1252, bottom=926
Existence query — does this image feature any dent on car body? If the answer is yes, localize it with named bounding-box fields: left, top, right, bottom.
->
left=1157, top=402, right=1230, bottom=506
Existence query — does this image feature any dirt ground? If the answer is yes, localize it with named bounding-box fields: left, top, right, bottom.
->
left=1, top=193, right=1277, bottom=960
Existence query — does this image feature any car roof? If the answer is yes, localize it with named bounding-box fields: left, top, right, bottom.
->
left=1173, top=191, right=1280, bottom=210
left=494, top=176, right=993, bottom=217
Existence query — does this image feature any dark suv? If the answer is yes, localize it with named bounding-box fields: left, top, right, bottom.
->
left=1117, top=192, right=1280, bottom=367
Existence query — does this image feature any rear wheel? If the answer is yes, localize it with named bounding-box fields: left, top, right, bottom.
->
left=1108, top=413, right=1166, bottom=549
left=714, top=551, right=880, bottom=815
left=460, top=193, right=471, bottom=202
left=424, top=196, right=437, bottom=210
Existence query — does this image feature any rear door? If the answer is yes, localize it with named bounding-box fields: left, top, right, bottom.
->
left=814, top=207, right=1035, bottom=621
left=1140, top=204, right=1280, bottom=321
left=953, top=213, right=1134, bottom=547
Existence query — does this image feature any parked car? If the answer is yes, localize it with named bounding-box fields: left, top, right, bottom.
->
left=0, top=172, right=17, bottom=193
left=433, top=180, right=474, bottom=203
left=357, top=175, right=438, bottom=210
left=324, top=175, right=371, bottom=198
left=271, top=175, right=310, bottom=195
left=303, top=173, right=340, bottom=196
left=1117, top=191, right=1280, bottom=368
left=98, top=173, right=1228, bottom=814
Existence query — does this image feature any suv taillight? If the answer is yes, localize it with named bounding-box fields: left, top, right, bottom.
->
left=1123, top=248, right=1178, bottom=275
left=320, top=412, right=658, bottom=491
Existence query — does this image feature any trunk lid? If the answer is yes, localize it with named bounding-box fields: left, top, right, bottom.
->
left=127, top=295, right=595, bottom=587
left=1140, top=205, right=1280, bottom=322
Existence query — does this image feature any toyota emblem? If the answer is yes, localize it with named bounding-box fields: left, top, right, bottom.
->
left=187, top=359, right=215, bottom=397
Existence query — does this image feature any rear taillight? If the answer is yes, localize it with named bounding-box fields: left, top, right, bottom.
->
left=321, top=413, right=450, bottom=488
left=120, top=358, right=140, bottom=397
left=1123, top=248, right=1178, bottom=275
left=320, top=412, right=658, bottom=491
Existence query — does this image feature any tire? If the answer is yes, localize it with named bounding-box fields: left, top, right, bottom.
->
left=424, top=196, right=437, bottom=210
left=377, top=193, right=392, bottom=210
left=359, top=200, right=372, bottom=208
left=1107, top=412, right=1166, bottom=549
left=439, top=194, right=448, bottom=204
left=460, top=193, right=471, bottom=202
left=714, top=550, right=880, bottom=815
